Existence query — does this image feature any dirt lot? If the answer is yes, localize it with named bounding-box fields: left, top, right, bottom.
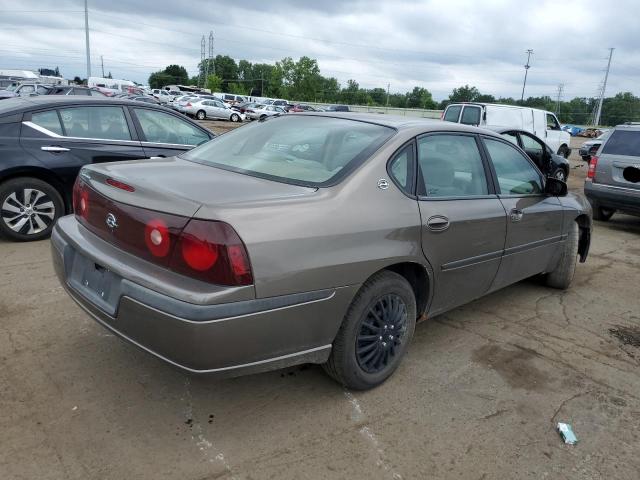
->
left=1, top=135, right=639, bottom=480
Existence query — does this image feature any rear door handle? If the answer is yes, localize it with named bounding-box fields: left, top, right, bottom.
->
left=426, top=215, right=450, bottom=231
left=41, top=146, right=70, bottom=153
left=510, top=208, right=524, bottom=222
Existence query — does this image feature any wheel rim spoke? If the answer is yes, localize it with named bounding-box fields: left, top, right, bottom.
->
left=2, top=188, right=54, bottom=235
left=355, top=293, right=408, bottom=374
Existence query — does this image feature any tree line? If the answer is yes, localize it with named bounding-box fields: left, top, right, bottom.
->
left=147, top=57, right=640, bottom=126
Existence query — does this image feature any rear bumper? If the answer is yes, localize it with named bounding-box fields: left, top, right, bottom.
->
left=584, top=180, right=640, bottom=215
left=51, top=218, right=358, bottom=376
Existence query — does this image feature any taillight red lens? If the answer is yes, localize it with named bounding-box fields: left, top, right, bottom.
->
left=72, top=177, right=89, bottom=219
left=144, top=219, right=171, bottom=257
left=186, top=102, right=192, bottom=107
left=588, top=156, right=598, bottom=179
left=170, top=219, right=252, bottom=285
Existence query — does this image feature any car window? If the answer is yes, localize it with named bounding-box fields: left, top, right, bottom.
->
left=20, top=85, right=35, bottom=94
left=546, top=113, right=560, bottom=130
left=460, top=106, right=481, bottom=125
left=59, top=106, right=131, bottom=140
left=500, top=131, right=519, bottom=145
left=601, top=130, right=640, bottom=156
left=73, top=88, right=90, bottom=96
left=181, top=116, right=394, bottom=186
left=388, top=144, right=415, bottom=194
left=417, top=134, right=488, bottom=197
left=483, top=138, right=542, bottom=195
left=36, top=85, right=49, bottom=95
left=134, top=108, right=210, bottom=146
left=443, top=105, right=462, bottom=122
left=31, top=110, right=64, bottom=136
left=215, top=101, right=225, bottom=108
left=520, top=133, right=544, bottom=154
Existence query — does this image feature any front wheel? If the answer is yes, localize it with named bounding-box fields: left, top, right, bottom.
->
left=551, top=167, right=567, bottom=182
left=196, top=110, right=206, bottom=120
left=545, top=221, right=579, bottom=289
left=0, top=177, right=64, bottom=242
left=593, top=206, right=615, bottom=221
left=323, top=271, right=417, bottom=390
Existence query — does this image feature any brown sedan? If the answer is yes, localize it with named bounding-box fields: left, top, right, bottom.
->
left=52, top=113, right=592, bottom=389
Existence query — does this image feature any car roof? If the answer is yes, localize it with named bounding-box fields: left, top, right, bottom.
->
left=294, top=112, right=505, bottom=137
left=0, top=95, right=175, bottom=116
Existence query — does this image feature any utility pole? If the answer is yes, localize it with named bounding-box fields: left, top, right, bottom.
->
left=100, top=55, right=105, bottom=78
left=555, top=83, right=564, bottom=114
left=520, top=49, right=533, bottom=102
left=594, top=47, right=615, bottom=126
left=208, top=31, right=214, bottom=76
left=84, top=0, right=91, bottom=80
left=386, top=82, right=390, bottom=111
left=200, top=35, right=206, bottom=87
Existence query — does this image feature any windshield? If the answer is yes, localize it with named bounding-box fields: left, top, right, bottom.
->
left=6, top=84, right=17, bottom=91
left=181, top=116, right=395, bottom=186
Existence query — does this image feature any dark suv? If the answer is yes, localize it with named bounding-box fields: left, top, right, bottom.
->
left=584, top=123, right=640, bottom=220
left=0, top=96, right=214, bottom=241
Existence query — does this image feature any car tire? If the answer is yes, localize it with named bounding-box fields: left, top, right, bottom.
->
left=593, top=206, right=615, bottom=221
left=0, top=177, right=64, bottom=242
left=323, top=270, right=417, bottom=390
left=545, top=221, right=579, bottom=290
left=230, top=113, right=240, bottom=122
left=551, top=167, right=567, bottom=182
left=196, top=110, right=206, bottom=120
left=259, top=114, right=267, bottom=120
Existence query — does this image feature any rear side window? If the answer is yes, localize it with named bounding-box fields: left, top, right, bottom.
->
left=134, top=108, right=210, bottom=146
left=443, top=105, right=462, bottom=123
left=59, top=106, right=131, bottom=140
left=417, top=134, right=488, bottom=197
left=388, top=144, right=415, bottom=195
left=483, top=138, right=542, bottom=195
left=31, top=110, right=64, bottom=136
left=460, top=106, right=481, bottom=125
left=601, top=130, right=640, bottom=157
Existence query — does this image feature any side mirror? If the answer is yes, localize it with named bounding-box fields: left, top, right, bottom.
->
left=545, top=177, right=567, bottom=197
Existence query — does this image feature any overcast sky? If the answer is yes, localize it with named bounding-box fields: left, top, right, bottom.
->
left=1, top=0, right=637, bottom=100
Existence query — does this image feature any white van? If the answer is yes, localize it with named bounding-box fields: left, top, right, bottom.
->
left=442, top=103, right=571, bottom=158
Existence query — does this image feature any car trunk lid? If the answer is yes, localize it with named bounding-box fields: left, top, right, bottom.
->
left=597, top=128, right=640, bottom=190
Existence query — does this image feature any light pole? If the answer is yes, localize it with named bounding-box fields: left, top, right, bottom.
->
left=520, top=49, right=533, bottom=102
left=84, top=0, right=91, bottom=80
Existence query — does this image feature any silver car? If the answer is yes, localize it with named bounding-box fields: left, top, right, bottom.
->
left=584, top=123, right=640, bottom=220
left=52, top=114, right=592, bottom=389
left=185, top=98, right=245, bottom=122
left=247, top=104, right=287, bottom=120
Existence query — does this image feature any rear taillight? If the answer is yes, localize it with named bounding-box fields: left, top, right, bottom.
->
left=186, top=102, right=192, bottom=107
left=247, top=109, right=254, bottom=113
left=588, top=156, right=598, bottom=179
left=72, top=176, right=89, bottom=219
left=74, top=180, right=253, bottom=286
left=170, top=219, right=252, bottom=286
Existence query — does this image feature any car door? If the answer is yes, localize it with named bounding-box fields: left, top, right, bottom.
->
left=129, top=106, right=213, bottom=158
left=544, top=113, right=563, bottom=153
left=212, top=99, right=228, bottom=119
left=21, top=105, right=146, bottom=195
left=415, top=133, right=507, bottom=315
left=480, top=136, right=564, bottom=292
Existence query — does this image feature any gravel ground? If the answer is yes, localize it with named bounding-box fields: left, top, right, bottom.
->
left=1, top=134, right=639, bottom=480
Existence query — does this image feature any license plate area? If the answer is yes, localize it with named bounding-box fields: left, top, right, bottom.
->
left=67, top=252, right=122, bottom=316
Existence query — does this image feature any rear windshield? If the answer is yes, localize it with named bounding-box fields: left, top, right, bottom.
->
left=181, top=116, right=395, bottom=186
left=602, top=130, right=640, bottom=157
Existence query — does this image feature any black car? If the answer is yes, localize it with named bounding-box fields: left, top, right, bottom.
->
left=491, top=128, right=570, bottom=182
left=579, top=130, right=611, bottom=161
left=0, top=96, right=214, bottom=241
left=44, top=85, right=107, bottom=97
